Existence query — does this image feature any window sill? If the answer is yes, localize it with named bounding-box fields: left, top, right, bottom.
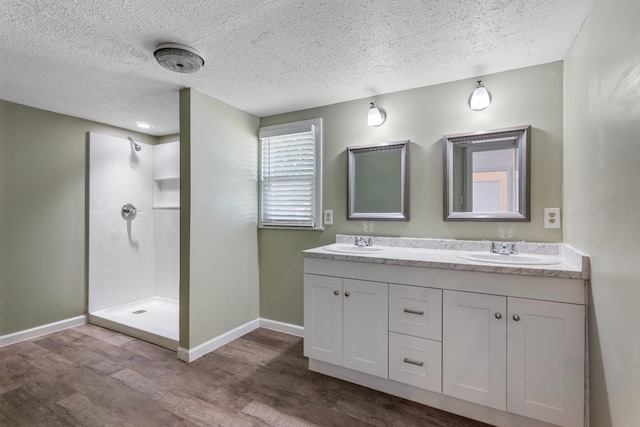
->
left=258, top=225, right=324, bottom=231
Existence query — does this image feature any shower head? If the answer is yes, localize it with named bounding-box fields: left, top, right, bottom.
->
left=127, top=136, right=142, bottom=152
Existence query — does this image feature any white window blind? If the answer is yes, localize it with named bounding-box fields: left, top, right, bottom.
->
left=259, top=119, right=322, bottom=229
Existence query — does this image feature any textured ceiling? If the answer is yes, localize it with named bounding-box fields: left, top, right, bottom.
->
left=0, top=0, right=593, bottom=136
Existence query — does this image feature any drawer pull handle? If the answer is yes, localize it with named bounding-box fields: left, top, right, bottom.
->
left=403, top=309, right=424, bottom=316
left=403, top=358, right=424, bottom=367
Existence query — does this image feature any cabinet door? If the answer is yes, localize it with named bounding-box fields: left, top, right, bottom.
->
left=443, top=290, right=507, bottom=410
left=342, top=279, right=389, bottom=378
left=303, top=274, right=343, bottom=365
left=389, top=284, right=442, bottom=340
left=507, top=298, right=585, bottom=427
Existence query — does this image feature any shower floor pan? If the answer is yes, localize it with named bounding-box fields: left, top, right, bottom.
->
left=89, top=297, right=179, bottom=351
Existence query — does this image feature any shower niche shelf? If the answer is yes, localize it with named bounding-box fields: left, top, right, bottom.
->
left=153, top=175, right=180, bottom=209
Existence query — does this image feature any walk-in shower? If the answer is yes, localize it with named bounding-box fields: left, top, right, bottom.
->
left=88, top=132, right=180, bottom=350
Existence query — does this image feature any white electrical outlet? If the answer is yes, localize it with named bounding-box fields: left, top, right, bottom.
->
left=544, top=208, right=561, bottom=229
left=323, top=209, right=334, bottom=225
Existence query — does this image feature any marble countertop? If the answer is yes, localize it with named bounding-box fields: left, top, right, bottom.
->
left=303, top=236, right=590, bottom=280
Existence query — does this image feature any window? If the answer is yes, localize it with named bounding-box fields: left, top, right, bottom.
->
left=259, top=118, right=323, bottom=229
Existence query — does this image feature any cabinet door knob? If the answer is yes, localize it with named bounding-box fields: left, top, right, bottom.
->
left=495, top=312, right=502, bottom=319
left=513, top=314, right=521, bottom=321
left=333, top=290, right=339, bottom=295
left=344, top=292, right=350, bottom=297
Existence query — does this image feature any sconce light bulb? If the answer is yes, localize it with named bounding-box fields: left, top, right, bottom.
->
left=470, top=80, right=491, bottom=110
left=367, top=102, right=386, bottom=126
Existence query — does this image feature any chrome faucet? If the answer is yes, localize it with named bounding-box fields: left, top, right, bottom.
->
left=354, top=236, right=373, bottom=247
left=489, top=241, right=521, bottom=255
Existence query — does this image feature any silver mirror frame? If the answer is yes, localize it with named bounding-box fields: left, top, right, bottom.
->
left=348, top=140, right=410, bottom=221
left=443, top=125, right=531, bottom=222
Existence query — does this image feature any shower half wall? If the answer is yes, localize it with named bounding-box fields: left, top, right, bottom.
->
left=88, top=132, right=179, bottom=350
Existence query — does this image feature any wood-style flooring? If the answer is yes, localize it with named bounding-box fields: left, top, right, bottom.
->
left=0, top=325, right=490, bottom=426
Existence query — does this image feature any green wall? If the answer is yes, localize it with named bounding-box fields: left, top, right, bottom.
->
left=563, top=0, right=640, bottom=425
left=0, top=100, right=158, bottom=335
left=259, top=62, right=564, bottom=326
left=179, top=89, right=260, bottom=349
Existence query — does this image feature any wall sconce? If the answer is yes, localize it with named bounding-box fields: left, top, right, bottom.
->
left=367, top=102, right=386, bottom=126
left=469, top=80, right=491, bottom=110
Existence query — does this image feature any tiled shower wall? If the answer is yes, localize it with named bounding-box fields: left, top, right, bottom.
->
left=153, top=141, right=180, bottom=301
left=153, top=210, right=179, bottom=300
left=89, top=133, right=180, bottom=312
left=89, top=133, right=156, bottom=312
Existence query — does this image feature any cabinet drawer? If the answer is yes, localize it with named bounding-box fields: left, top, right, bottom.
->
left=389, top=284, right=442, bottom=340
left=389, top=332, right=442, bottom=393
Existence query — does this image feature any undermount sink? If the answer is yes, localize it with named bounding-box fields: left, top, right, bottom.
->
left=459, top=252, right=563, bottom=266
left=323, top=243, right=390, bottom=254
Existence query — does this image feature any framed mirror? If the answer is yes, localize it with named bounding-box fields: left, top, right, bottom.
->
left=348, top=140, right=410, bottom=220
left=443, top=125, right=531, bottom=222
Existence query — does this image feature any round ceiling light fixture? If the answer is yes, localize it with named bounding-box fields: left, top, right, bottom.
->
left=153, top=43, right=204, bottom=73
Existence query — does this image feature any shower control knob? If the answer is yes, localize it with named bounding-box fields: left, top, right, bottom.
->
left=121, top=203, right=137, bottom=221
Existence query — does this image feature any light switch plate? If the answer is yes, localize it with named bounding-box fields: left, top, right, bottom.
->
left=544, top=208, right=561, bottom=229
left=323, top=209, right=334, bottom=225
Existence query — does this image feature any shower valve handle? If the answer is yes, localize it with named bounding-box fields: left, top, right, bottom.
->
left=121, top=203, right=138, bottom=221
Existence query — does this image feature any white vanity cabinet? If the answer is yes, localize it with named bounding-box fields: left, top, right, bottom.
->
left=443, top=291, right=585, bottom=427
left=303, top=253, right=588, bottom=427
left=303, top=274, right=389, bottom=378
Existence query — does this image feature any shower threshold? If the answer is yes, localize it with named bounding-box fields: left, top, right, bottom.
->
left=89, top=297, right=178, bottom=351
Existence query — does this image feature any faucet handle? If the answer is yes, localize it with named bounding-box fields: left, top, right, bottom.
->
left=510, top=240, right=525, bottom=255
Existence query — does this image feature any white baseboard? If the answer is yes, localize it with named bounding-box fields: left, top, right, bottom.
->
left=177, top=318, right=261, bottom=363
left=259, top=318, right=304, bottom=337
left=176, top=318, right=304, bottom=363
left=0, top=315, right=86, bottom=348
